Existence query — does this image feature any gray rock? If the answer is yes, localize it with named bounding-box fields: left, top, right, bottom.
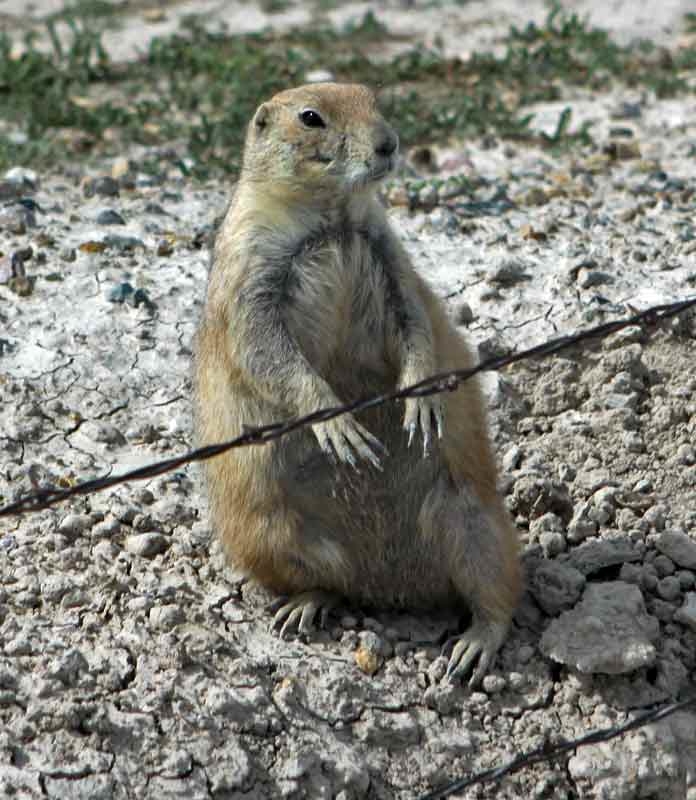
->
left=44, top=774, right=117, bottom=799
left=454, top=300, right=474, bottom=326
left=653, top=554, right=675, bottom=576
left=107, top=281, right=154, bottom=309
left=0, top=180, right=23, bottom=200
left=619, top=563, right=642, bottom=584
left=354, top=709, right=423, bottom=747
left=656, top=530, right=696, bottom=569
left=359, top=629, right=388, bottom=658
left=675, top=443, right=696, bottom=465
left=577, top=268, right=614, bottom=288
left=305, top=68, right=336, bottom=83
left=93, top=421, right=127, bottom=445
left=40, top=575, right=74, bottom=603
left=47, top=648, right=89, bottom=686
left=4, top=166, right=37, bottom=188
left=481, top=674, right=506, bottom=693
left=539, top=531, right=566, bottom=557
left=676, top=570, right=695, bottom=590
left=487, top=257, right=531, bottom=285
left=147, top=767, right=209, bottom=800
left=567, top=717, right=687, bottom=800
left=0, top=766, right=42, bottom=795
left=510, top=475, right=573, bottom=520
left=567, top=501, right=598, bottom=543
left=149, top=604, right=185, bottom=629
left=205, top=741, right=251, bottom=792
left=643, top=504, right=666, bottom=530
left=58, top=513, right=93, bottom=539
left=530, top=561, right=586, bottom=615
left=103, top=233, right=144, bottom=250
left=0, top=205, right=34, bottom=234
left=656, top=575, right=681, bottom=601
left=84, top=176, right=120, bottom=198
left=125, top=533, right=169, bottom=558
left=96, top=209, right=126, bottom=225
left=674, top=592, right=696, bottom=631
left=540, top=582, right=659, bottom=674
left=562, top=535, right=641, bottom=576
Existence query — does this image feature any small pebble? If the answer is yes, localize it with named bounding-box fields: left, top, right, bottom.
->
left=355, top=636, right=383, bottom=676
left=96, top=209, right=126, bottom=226
left=83, top=176, right=120, bottom=198
left=653, top=555, right=675, bottom=577
left=149, top=604, right=185, bottom=629
left=656, top=576, right=681, bottom=602
left=676, top=570, right=695, bottom=591
left=539, top=531, right=566, bottom=557
left=674, top=593, right=696, bottom=631
left=156, top=239, right=174, bottom=256
left=481, top=674, right=506, bottom=694
left=125, top=533, right=169, bottom=558
left=58, top=513, right=93, bottom=539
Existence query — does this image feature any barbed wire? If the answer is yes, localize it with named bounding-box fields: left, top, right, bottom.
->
left=1, top=296, right=694, bottom=519
left=419, top=695, right=696, bottom=799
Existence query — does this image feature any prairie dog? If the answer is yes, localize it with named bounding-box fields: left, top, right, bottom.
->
left=194, top=83, right=521, bottom=685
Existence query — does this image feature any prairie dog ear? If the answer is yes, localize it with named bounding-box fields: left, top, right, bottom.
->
left=253, top=102, right=272, bottom=131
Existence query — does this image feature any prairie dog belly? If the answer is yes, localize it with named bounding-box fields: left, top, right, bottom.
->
left=271, top=231, right=450, bottom=604
left=284, top=230, right=393, bottom=389
left=277, top=402, right=449, bottom=607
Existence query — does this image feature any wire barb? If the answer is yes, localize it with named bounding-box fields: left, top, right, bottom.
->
left=0, top=296, right=694, bottom=519
left=418, top=696, right=696, bottom=799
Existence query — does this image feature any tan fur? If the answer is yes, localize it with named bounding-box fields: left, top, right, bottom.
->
left=195, top=83, right=521, bottom=682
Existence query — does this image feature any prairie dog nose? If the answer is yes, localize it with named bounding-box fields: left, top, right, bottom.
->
left=374, top=125, right=399, bottom=157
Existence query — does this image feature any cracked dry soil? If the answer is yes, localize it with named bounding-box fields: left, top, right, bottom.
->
left=1, top=158, right=695, bottom=800
left=2, top=11, right=696, bottom=800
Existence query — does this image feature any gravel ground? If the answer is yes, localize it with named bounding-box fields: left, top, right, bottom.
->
left=1, top=2, right=696, bottom=799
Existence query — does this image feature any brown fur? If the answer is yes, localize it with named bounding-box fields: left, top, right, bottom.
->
left=194, top=83, right=521, bottom=683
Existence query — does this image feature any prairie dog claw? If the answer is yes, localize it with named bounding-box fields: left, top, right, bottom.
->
left=313, top=414, right=386, bottom=470
left=271, top=591, right=340, bottom=638
left=443, top=620, right=508, bottom=688
left=403, top=396, right=444, bottom=456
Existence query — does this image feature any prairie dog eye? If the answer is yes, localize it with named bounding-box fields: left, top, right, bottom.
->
left=299, top=109, right=326, bottom=128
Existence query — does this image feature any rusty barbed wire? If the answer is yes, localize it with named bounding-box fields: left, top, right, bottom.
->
left=1, top=296, right=694, bottom=519
left=419, top=695, right=696, bottom=799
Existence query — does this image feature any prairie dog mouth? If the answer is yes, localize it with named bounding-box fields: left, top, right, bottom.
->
left=369, top=155, right=396, bottom=180
left=341, top=154, right=396, bottom=190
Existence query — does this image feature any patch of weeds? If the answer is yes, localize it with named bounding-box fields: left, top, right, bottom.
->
left=259, top=0, right=292, bottom=13
left=504, top=2, right=688, bottom=99
left=142, top=20, right=308, bottom=173
left=342, top=10, right=389, bottom=40
left=0, top=21, right=108, bottom=135
left=1, top=4, right=694, bottom=176
left=540, top=106, right=592, bottom=150
left=47, top=0, right=122, bottom=26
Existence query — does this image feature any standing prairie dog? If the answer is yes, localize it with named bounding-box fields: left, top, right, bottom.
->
left=195, top=83, right=521, bottom=685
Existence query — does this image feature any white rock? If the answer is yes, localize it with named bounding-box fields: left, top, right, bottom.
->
left=540, top=582, right=659, bottom=674
left=657, top=531, right=696, bottom=569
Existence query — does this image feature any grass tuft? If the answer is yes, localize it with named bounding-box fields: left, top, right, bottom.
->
left=0, top=3, right=693, bottom=175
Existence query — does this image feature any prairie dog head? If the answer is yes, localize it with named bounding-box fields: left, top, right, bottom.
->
left=241, top=83, right=398, bottom=198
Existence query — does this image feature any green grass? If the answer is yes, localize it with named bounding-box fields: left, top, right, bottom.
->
left=47, top=0, right=122, bottom=24
left=0, top=2, right=694, bottom=176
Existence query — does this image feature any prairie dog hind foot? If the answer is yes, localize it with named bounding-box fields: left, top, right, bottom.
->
left=271, top=591, right=342, bottom=638
left=443, top=618, right=509, bottom=688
